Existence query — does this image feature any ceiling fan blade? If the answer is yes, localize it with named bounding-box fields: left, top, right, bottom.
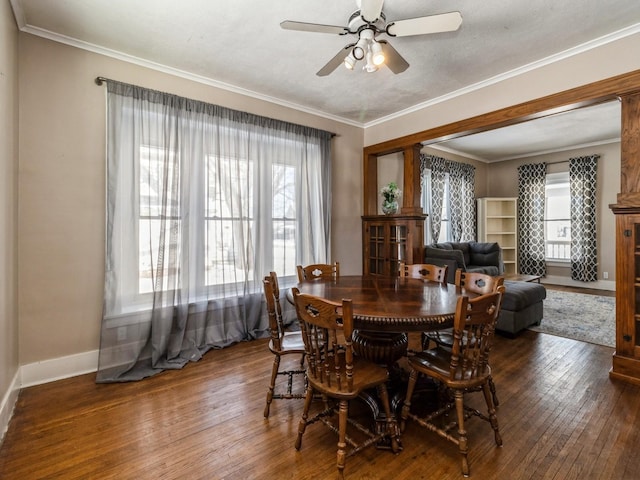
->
left=360, top=0, right=384, bottom=22
left=379, top=41, right=409, bottom=74
left=386, top=11, right=462, bottom=37
left=316, top=45, right=354, bottom=77
left=280, top=20, right=348, bottom=35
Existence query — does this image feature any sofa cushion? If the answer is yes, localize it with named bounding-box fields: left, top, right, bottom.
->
left=449, top=242, right=471, bottom=266
left=433, top=242, right=454, bottom=250
left=469, top=242, right=501, bottom=270
left=467, top=265, right=501, bottom=276
left=502, top=281, right=547, bottom=311
left=424, top=246, right=466, bottom=268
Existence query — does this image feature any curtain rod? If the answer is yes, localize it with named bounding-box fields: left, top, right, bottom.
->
left=546, top=159, right=570, bottom=165
left=93, top=76, right=337, bottom=138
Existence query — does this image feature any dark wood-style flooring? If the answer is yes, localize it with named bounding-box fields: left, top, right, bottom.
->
left=1, top=285, right=635, bottom=479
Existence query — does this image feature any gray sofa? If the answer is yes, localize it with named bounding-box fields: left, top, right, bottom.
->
left=496, top=280, right=546, bottom=336
left=423, top=241, right=546, bottom=335
left=423, top=241, right=503, bottom=284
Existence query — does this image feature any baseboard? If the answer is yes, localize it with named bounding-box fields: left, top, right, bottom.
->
left=1, top=350, right=100, bottom=444
left=0, top=370, right=20, bottom=444
left=541, top=275, right=616, bottom=292
left=19, top=349, right=99, bottom=388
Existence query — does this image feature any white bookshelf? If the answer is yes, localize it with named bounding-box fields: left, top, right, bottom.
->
left=477, top=197, right=518, bottom=275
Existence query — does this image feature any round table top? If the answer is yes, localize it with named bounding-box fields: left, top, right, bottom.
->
left=289, top=275, right=467, bottom=333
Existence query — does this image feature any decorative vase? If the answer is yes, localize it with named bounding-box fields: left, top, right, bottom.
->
left=382, top=199, right=398, bottom=215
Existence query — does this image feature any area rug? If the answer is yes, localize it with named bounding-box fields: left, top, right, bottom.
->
left=527, top=289, right=616, bottom=347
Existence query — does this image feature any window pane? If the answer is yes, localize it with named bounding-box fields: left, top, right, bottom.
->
left=273, top=163, right=296, bottom=277
left=544, top=172, right=570, bottom=260
left=204, top=155, right=254, bottom=286
left=139, top=218, right=181, bottom=293
left=139, top=146, right=181, bottom=293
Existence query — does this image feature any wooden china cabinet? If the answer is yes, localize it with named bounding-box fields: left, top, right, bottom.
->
left=362, top=214, right=425, bottom=276
left=362, top=144, right=426, bottom=276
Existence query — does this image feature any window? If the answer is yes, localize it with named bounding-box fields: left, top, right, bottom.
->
left=544, top=172, right=571, bottom=261
left=436, top=174, right=451, bottom=243
left=100, top=81, right=332, bottom=382
left=137, top=145, right=300, bottom=295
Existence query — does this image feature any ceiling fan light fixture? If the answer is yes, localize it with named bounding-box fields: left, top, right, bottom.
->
left=370, top=41, right=385, bottom=66
left=344, top=52, right=357, bottom=70
left=364, top=51, right=378, bottom=73
left=353, top=37, right=368, bottom=60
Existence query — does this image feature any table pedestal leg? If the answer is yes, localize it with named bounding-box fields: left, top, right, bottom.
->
left=351, top=330, right=408, bottom=365
left=351, top=330, right=409, bottom=450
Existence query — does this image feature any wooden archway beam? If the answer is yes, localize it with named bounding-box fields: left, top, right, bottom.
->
left=362, top=68, right=640, bottom=215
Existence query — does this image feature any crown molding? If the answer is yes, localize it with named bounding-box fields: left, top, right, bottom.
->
left=10, top=2, right=640, bottom=132
left=15, top=23, right=362, bottom=129
left=428, top=137, right=621, bottom=163
left=364, top=23, right=640, bottom=129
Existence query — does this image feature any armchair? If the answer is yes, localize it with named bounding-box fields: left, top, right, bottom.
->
left=423, top=241, right=503, bottom=283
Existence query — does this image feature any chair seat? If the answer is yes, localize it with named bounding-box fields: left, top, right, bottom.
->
left=307, top=357, right=389, bottom=400
left=408, top=349, right=492, bottom=389
left=269, top=331, right=306, bottom=354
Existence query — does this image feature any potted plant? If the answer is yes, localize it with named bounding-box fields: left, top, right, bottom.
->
left=380, top=181, right=402, bottom=215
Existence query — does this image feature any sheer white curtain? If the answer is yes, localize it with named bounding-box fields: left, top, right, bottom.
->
left=97, top=81, right=332, bottom=382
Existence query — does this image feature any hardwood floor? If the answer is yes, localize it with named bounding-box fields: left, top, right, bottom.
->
left=1, top=324, right=638, bottom=479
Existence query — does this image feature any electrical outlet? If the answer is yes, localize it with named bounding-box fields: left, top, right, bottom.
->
left=603, top=272, right=609, bottom=280
left=117, top=326, right=127, bottom=341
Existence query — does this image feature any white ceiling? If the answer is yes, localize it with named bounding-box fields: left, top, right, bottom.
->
left=431, top=100, right=621, bottom=162
left=10, top=0, right=637, bottom=160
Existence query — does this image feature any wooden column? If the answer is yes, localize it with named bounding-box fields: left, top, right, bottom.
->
left=401, top=144, right=423, bottom=215
left=610, top=91, right=640, bottom=385
left=363, top=151, right=379, bottom=216
left=618, top=93, right=640, bottom=205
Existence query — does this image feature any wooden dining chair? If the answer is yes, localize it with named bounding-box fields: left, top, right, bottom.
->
left=400, top=262, right=449, bottom=355
left=291, top=287, right=400, bottom=479
left=262, top=272, right=307, bottom=418
left=400, top=290, right=504, bottom=477
left=296, top=262, right=340, bottom=282
left=399, top=262, right=448, bottom=284
left=455, top=269, right=505, bottom=295
left=425, top=268, right=505, bottom=406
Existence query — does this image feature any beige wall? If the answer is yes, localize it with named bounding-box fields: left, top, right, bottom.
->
left=375, top=148, right=487, bottom=216
left=17, top=34, right=363, bottom=365
left=486, top=142, right=620, bottom=282
left=0, top=0, right=19, bottom=421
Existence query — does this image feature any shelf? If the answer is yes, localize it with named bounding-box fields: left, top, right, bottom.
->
left=478, top=198, right=518, bottom=274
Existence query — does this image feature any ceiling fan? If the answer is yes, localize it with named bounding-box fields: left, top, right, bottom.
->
left=280, top=0, right=462, bottom=76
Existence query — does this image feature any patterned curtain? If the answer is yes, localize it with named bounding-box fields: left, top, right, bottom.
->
left=420, top=154, right=475, bottom=242
left=421, top=155, right=446, bottom=242
left=450, top=161, right=476, bottom=241
left=518, top=163, right=547, bottom=276
left=570, top=155, right=599, bottom=281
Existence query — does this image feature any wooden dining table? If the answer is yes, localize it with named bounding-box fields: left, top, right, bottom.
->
left=288, top=274, right=471, bottom=449
left=288, top=274, right=468, bottom=364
